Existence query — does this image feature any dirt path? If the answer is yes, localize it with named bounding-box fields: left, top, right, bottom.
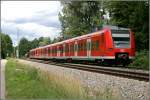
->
left=0, top=59, right=7, bottom=100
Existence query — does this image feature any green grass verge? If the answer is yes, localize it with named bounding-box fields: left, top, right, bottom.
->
left=5, top=59, right=86, bottom=100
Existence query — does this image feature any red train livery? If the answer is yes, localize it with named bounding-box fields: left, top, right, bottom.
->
left=29, top=26, right=135, bottom=66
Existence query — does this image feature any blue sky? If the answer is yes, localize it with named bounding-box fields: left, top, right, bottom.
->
left=1, top=1, right=62, bottom=46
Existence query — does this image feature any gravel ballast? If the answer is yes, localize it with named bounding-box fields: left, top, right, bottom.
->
left=18, top=59, right=149, bottom=100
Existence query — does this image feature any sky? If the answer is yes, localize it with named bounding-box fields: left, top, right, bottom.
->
left=1, top=1, right=62, bottom=46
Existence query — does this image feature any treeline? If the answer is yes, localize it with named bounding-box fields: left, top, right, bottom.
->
left=0, top=34, right=54, bottom=58
left=59, top=1, right=149, bottom=51
left=18, top=37, right=52, bottom=57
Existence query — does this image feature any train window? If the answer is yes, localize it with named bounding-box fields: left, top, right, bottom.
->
left=42, top=49, right=44, bottom=55
left=60, top=46, right=63, bottom=53
left=65, top=45, right=67, bottom=52
left=48, top=48, right=51, bottom=53
left=80, top=43, right=82, bottom=51
left=83, top=42, right=87, bottom=51
left=111, top=29, right=130, bottom=48
left=83, top=42, right=85, bottom=51
left=65, top=44, right=69, bottom=52
left=73, top=44, right=74, bottom=52
left=95, top=40, right=99, bottom=50
left=59, top=47, right=62, bottom=53
left=54, top=47, right=56, bottom=54
left=85, top=42, right=87, bottom=50
left=70, top=44, right=73, bottom=52
left=101, top=34, right=104, bottom=43
left=53, top=48, right=54, bottom=54
left=70, top=45, right=72, bottom=52
left=53, top=48, right=55, bottom=54
left=67, top=45, right=69, bottom=52
left=82, top=43, right=84, bottom=51
left=91, top=40, right=99, bottom=51
left=55, top=47, right=57, bottom=53
left=55, top=47, right=57, bottom=54
left=43, top=49, right=44, bottom=55
left=45, top=48, right=47, bottom=55
left=78, top=43, right=80, bottom=51
left=91, top=41, right=95, bottom=50
left=62, top=46, right=64, bottom=53
left=52, top=48, right=54, bottom=54
left=41, top=49, right=42, bottom=55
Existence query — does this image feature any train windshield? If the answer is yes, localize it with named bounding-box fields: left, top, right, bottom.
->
left=111, top=30, right=130, bottom=48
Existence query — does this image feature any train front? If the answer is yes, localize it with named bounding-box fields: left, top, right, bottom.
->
left=104, top=26, right=135, bottom=66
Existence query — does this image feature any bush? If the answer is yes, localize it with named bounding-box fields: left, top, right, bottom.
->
left=128, top=50, right=149, bottom=70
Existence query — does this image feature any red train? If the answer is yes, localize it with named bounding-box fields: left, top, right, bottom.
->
left=29, top=25, right=135, bottom=66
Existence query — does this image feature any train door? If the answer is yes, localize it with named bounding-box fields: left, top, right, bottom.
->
left=87, top=38, right=91, bottom=58
left=74, top=41, right=78, bottom=57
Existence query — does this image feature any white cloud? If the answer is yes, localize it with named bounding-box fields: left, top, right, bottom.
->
left=1, top=1, right=62, bottom=46
left=1, top=1, right=61, bottom=21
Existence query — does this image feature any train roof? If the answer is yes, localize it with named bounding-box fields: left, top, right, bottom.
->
left=30, top=26, right=131, bottom=51
left=103, top=25, right=130, bottom=30
left=30, top=29, right=106, bottom=51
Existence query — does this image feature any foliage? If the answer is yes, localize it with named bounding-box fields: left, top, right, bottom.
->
left=18, top=37, right=30, bottom=57
left=30, top=38, right=39, bottom=49
left=128, top=50, right=149, bottom=70
left=38, top=37, right=51, bottom=47
left=0, top=33, right=13, bottom=58
left=59, top=1, right=105, bottom=39
left=106, top=1, right=149, bottom=51
left=18, top=37, right=52, bottom=57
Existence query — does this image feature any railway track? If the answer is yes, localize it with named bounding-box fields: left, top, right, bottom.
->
left=26, top=59, right=149, bottom=82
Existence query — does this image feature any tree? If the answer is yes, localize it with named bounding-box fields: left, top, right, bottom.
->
left=30, top=38, right=39, bottom=49
left=38, top=37, right=51, bottom=46
left=0, top=33, right=13, bottom=58
left=59, top=1, right=104, bottom=39
left=18, top=37, right=30, bottom=57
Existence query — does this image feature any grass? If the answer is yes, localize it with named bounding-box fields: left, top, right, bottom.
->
left=5, top=58, right=122, bottom=100
left=5, top=59, right=86, bottom=100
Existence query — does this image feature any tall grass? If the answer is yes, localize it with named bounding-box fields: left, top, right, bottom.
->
left=39, top=70, right=86, bottom=99
left=5, top=59, right=86, bottom=100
